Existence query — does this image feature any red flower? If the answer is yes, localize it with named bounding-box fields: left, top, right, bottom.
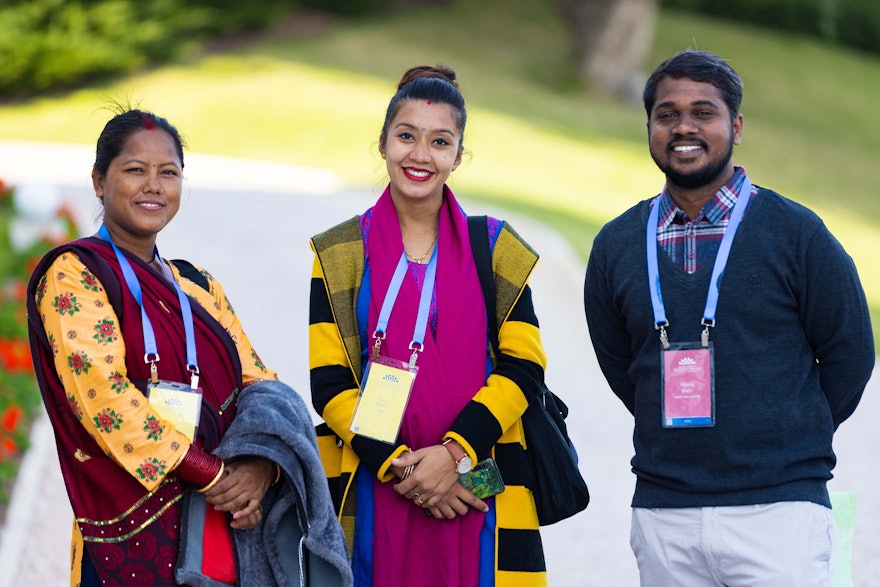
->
left=2, top=436, right=17, bottom=457
left=0, top=339, right=33, bottom=373
left=36, top=276, right=47, bottom=302
left=91, top=544, right=125, bottom=570
left=2, top=404, right=23, bottom=432
left=154, top=546, right=177, bottom=577
left=10, top=279, right=27, bottom=302
left=127, top=531, right=158, bottom=560
left=119, top=562, right=157, bottom=586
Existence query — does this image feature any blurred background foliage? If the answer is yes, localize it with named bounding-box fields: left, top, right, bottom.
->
left=0, top=0, right=288, bottom=96
left=0, top=0, right=878, bottom=98
left=663, top=0, right=880, bottom=55
left=0, top=183, right=77, bottom=506
left=0, top=0, right=878, bottom=336
left=0, top=0, right=878, bottom=506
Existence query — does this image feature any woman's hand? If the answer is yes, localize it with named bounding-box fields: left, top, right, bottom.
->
left=391, top=446, right=488, bottom=518
left=424, top=483, right=489, bottom=519
left=204, top=456, right=276, bottom=530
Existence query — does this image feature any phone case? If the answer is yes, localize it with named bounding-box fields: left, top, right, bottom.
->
left=458, top=457, right=505, bottom=499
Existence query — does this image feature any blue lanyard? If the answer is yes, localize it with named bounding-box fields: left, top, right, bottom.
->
left=646, top=178, right=752, bottom=347
left=372, top=243, right=438, bottom=369
left=98, top=225, right=200, bottom=387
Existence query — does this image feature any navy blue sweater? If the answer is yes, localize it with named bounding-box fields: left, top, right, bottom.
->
left=584, top=187, right=874, bottom=508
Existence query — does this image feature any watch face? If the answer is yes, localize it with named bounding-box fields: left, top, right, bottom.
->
left=457, top=457, right=474, bottom=474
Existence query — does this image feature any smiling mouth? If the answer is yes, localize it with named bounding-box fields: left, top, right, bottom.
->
left=137, top=202, right=164, bottom=210
left=672, top=145, right=703, bottom=153
left=404, top=168, right=432, bottom=180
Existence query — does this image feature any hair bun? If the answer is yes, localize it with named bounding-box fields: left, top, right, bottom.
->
left=397, top=64, right=458, bottom=91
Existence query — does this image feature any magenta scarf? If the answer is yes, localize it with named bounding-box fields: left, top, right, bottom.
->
left=366, top=186, right=487, bottom=586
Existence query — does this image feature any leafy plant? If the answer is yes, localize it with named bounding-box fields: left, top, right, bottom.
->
left=0, top=179, right=76, bottom=507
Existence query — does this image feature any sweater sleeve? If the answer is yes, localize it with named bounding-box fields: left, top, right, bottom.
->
left=799, top=221, right=874, bottom=428
left=308, top=255, right=406, bottom=480
left=584, top=229, right=637, bottom=414
left=447, top=283, right=547, bottom=460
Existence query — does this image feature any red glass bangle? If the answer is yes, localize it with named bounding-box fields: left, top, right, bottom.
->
left=174, top=444, right=222, bottom=488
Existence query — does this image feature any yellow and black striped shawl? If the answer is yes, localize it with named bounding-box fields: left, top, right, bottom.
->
left=309, top=216, right=549, bottom=586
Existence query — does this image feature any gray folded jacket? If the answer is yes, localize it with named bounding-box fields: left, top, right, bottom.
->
left=176, top=379, right=353, bottom=587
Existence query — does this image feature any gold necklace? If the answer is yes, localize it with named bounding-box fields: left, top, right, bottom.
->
left=405, top=233, right=438, bottom=264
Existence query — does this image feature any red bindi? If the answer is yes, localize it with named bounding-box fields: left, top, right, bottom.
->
left=141, top=113, right=154, bottom=130
left=427, top=100, right=432, bottom=105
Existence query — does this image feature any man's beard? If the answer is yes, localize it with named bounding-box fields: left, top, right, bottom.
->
left=652, top=139, right=734, bottom=190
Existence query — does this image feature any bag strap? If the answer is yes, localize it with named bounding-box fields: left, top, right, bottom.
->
left=467, top=215, right=501, bottom=361
left=171, top=259, right=211, bottom=293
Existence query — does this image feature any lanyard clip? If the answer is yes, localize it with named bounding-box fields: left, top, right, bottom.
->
left=408, top=341, right=423, bottom=369
left=371, top=330, right=385, bottom=360
left=655, top=322, right=670, bottom=349
left=188, top=365, right=200, bottom=389
left=145, top=352, right=160, bottom=384
left=700, top=319, right=715, bottom=347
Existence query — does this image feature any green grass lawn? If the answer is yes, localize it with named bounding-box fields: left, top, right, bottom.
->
left=0, top=2, right=878, bottom=336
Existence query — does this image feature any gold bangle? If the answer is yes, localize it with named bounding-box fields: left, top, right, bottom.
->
left=197, top=461, right=224, bottom=493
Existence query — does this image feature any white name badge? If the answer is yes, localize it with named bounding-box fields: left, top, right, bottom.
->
left=148, top=380, right=203, bottom=441
left=661, top=342, right=715, bottom=428
left=350, top=356, right=417, bottom=444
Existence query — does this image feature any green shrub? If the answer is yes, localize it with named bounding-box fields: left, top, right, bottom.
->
left=0, top=0, right=288, bottom=98
left=295, top=0, right=386, bottom=16
left=0, top=179, right=78, bottom=507
left=837, top=0, right=880, bottom=53
left=662, top=0, right=880, bottom=55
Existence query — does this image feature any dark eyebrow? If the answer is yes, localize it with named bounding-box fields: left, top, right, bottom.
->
left=655, top=99, right=720, bottom=110
left=122, top=158, right=180, bottom=168
left=393, top=121, right=456, bottom=137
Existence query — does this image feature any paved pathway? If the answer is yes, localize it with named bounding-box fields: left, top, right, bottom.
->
left=0, top=141, right=878, bottom=586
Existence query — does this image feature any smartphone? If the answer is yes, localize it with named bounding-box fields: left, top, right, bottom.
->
left=458, top=457, right=505, bottom=499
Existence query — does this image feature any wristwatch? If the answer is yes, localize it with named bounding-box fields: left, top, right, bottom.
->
left=443, top=438, right=473, bottom=474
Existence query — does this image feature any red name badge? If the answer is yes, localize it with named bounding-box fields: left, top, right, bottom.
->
left=661, top=342, right=715, bottom=428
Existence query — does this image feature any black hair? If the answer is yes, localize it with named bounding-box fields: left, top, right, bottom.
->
left=379, top=64, right=467, bottom=150
left=93, top=108, right=185, bottom=176
left=643, top=50, right=743, bottom=120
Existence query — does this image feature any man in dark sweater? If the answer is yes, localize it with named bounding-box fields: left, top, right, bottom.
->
left=583, top=49, right=874, bottom=586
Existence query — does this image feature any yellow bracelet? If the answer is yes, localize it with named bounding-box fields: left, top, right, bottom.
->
left=197, top=461, right=225, bottom=493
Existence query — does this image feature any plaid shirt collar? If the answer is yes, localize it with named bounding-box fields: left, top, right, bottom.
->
left=657, top=166, right=748, bottom=228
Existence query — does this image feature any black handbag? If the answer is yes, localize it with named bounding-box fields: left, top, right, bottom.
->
left=467, top=216, right=590, bottom=526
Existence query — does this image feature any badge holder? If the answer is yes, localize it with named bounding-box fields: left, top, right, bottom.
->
left=660, top=340, right=715, bottom=428
left=349, top=334, right=418, bottom=444
left=147, top=359, right=204, bottom=442
left=350, top=243, right=436, bottom=444
left=99, top=223, right=206, bottom=443
left=647, top=177, right=751, bottom=430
